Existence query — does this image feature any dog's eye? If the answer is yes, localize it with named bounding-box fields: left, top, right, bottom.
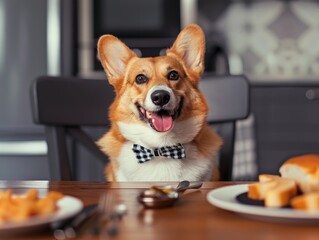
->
left=135, top=74, right=148, bottom=84
left=167, top=70, right=179, bottom=81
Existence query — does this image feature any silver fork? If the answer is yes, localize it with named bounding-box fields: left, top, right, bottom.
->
left=98, top=192, right=114, bottom=237
left=98, top=192, right=128, bottom=237
left=54, top=192, right=127, bottom=240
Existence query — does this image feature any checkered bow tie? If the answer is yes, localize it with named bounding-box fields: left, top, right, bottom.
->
left=132, top=143, right=186, bottom=163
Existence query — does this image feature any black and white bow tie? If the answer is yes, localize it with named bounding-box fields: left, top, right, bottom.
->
left=132, top=143, right=186, bottom=163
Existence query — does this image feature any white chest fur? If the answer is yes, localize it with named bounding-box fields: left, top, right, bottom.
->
left=116, top=117, right=214, bottom=181
left=115, top=141, right=213, bottom=181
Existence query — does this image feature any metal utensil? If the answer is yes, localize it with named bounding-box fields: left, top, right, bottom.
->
left=53, top=204, right=98, bottom=240
left=175, top=181, right=203, bottom=193
left=106, top=203, right=128, bottom=236
left=54, top=193, right=127, bottom=239
left=175, top=180, right=190, bottom=192
left=138, top=181, right=203, bottom=208
left=98, top=193, right=128, bottom=237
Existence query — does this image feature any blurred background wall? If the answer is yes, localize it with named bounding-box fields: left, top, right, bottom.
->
left=1, top=0, right=319, bottom=181
left=0, top=0, right=49, bottom=179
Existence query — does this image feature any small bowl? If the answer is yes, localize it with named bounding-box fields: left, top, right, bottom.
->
left=137, top=189, right=179, bottom=208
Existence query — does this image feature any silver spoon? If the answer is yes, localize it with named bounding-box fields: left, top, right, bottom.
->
left=175, top=181, right=203, bottom=193
left=175, top=180, right=190, bottom=192
left=138, top=181, right=203, bottom=208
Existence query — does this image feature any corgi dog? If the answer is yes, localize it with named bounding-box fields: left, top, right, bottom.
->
left=97, top=24, right=222, bottom=181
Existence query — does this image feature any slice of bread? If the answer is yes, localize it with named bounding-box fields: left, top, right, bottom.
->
left=248, top=175, right=279, bottom=200
left=279, top=154, right=319, bottom=193
left=248, top=174, right=297, bottom=208
left=291, top=193, right=319, bottom=211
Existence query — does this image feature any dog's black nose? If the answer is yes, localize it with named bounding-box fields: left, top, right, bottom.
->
left=151, top=90, right=170, bottom=106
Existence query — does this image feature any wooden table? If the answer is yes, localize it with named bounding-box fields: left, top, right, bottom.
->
left=2, top=181, right=319, bottom=240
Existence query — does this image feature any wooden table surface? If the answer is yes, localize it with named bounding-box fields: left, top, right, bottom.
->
left=1, top=181, right=319, bottom=240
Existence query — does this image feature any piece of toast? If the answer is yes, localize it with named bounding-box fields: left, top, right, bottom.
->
left=248, top=174, right=297, bottom=208
left=291, top=193, right=319, bottom=211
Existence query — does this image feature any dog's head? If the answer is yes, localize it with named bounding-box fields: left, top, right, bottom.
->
left=98, top=24, right=208, bottom=146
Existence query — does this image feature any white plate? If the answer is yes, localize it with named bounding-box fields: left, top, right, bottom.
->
left=0, top=196, right=83, bottom=234
left=207, top=184, right=319, bottom=223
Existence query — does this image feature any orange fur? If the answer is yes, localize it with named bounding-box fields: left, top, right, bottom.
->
left=97, top=24, right=222, bottom=182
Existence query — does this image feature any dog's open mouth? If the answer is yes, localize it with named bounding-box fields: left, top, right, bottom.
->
left=136, top=101, right=182, bottom=132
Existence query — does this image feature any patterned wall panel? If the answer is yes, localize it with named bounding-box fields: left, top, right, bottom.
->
left=198, top=0, right=319, bottom=80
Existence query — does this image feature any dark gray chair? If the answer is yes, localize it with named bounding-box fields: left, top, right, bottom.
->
left=199, top=74, right=250, bottom=180
left=31, top=76, right=115, bottom=181
left=31, top=74, right=249, bottom=181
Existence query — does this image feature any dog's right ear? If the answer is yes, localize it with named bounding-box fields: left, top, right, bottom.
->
left=98, top=35, right=137, bottom=86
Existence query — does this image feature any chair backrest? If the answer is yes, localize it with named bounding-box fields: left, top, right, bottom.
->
left=199, top=74, right=250, bottom=180
left=31, top=74, right=249, bottom=181
left=31, top=76, right=115, bottom=180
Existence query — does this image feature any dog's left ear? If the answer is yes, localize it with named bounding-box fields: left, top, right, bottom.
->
left=167, top=24, right=205, bottom=79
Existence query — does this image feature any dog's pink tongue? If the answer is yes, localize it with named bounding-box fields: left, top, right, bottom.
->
left=151, top=113, right=173, bottom=132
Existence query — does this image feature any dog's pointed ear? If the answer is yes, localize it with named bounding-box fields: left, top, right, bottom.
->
left=98, top=35, right=136, bottom=85
left=167, top=24, right=205, bottom=78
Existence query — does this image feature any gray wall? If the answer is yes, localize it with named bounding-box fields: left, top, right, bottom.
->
left=0, top=0, right=47, bottom=132
left=0, top=0, right=49, bottom=180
